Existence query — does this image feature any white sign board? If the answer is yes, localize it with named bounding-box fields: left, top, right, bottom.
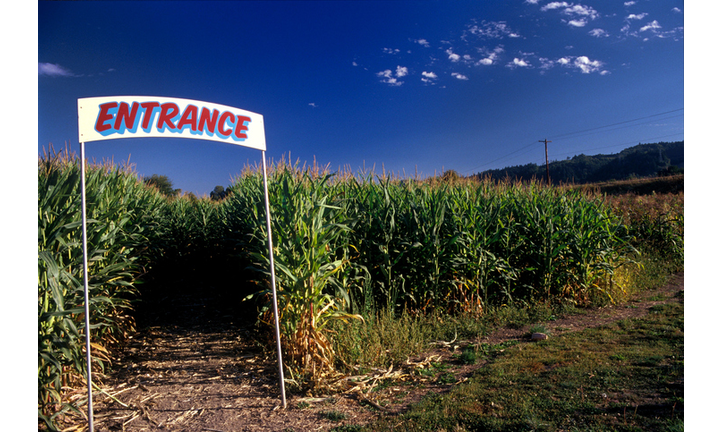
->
left=76, top=97, right=284, bottom=432
left=78, top=96, right=266, bottom=150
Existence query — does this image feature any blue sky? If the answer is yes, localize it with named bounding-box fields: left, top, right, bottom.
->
left=37, top=0, right=683, bottom=195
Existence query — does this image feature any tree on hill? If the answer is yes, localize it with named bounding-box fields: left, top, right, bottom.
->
left=210, top=185, right=231, bottom=201
left=471, top=141, right=683, bottom=185
left=143, top=174, right=181, bottom=197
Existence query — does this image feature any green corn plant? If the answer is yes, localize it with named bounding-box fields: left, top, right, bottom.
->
left=38, top=147, right=162, bottom=429
left=347, top=175, right=409, bottom=310
left=231, top=163, right=363, bottom=388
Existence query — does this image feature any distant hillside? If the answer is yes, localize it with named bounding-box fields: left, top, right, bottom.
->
left=471, top=141, right=683, bottom=185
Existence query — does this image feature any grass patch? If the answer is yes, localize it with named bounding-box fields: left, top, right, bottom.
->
left=320, top=410, right=348, bottom=421
left=332, top=299, right=586, bottom=375
left=361, top=295, right=683, bottom=431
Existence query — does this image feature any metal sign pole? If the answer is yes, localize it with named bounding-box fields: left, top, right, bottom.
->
left=261, top=151, right=287, bottom=408
left=80, top=141, right=95, bottom=432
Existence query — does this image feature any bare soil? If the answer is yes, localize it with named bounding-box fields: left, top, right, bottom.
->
left=70, top=272, right=683, bottom=432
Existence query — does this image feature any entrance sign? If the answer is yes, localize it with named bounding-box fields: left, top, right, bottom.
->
left=77, top=97, right=285, bottom=432
left=78, top=96, right=266, bottom=150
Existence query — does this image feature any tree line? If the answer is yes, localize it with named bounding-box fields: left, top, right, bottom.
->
left=471, top=141, right=683, bottom=185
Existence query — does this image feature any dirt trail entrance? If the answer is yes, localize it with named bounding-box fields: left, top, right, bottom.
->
left=82, top=273, right=683, bottom=432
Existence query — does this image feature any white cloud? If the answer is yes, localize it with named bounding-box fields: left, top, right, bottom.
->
left=539, top=57, right=556, bottom=70
left=564, top=4, right=599, bottom=19
left=541, top=2, right=599, bottom=23
left=541, top=2, right=570, bottom=12
left=525, top=0, right=540, bottom=4
left=626, top=13, right=648, bottom=20
left=446, top=48, right=461, bottom=62
left=414, top=38, right=430, bottom=47
left=589, top=28, right=609, bottom=37
left=465, top=20, right=521, bottom=40
left=508, top=57, right=531, bottom=68
left=672, top=7, right=682, bottom=13
left=557, top=55, right=606, bottom=74
left=624, top=1, right=636, bottom=6
left=452, top=72, right=469, bottom=80
left=383, top=48, right=400, bottom=54
left=421, top=71, right=438, bottom=83
left=309, top=103, right=318, bottom=108
left=473, top=46, right=503, bottom=66
left=640, top=20, right=661, bottom=32
left=573, top=56, right=603, bottom=73
left=377, top=68, right=405, bottom=86
left=38, top=63, right=76, bottom=77
left=396, top=65, right=409, bottom=77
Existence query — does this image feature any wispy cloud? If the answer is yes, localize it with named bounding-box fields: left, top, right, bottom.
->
left=507, top=57, right=531, bottom=69
left=567, top=19, right=588, bottom=27
left=540, top=2, right=599, bottom=27
left=376, top=66, right=408, bottom=86
left=639, top=20, right=661, bottom=32
left=474, top=46, right=504, bottom=66
left=38, top=63, right=76, bottom=77
left=464, top=20, right=521, bottom=40
left=558, top=55, right=607, bottom=74
left=413, top=38, right=430, bottom=47
left=446, top=48, right=461, bottom=62
left=626, top=13, right=648, bottom=20
left=368, top=1, right=681, bottom=85
left=421, top=71, right=438, bottom=83
left=541, top=2, right=569, bottom=12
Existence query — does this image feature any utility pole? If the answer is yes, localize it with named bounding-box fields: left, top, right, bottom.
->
left=539, top=139, right=552, bottom=186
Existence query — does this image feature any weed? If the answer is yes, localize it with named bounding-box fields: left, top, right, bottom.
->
left=529, top=324, right=549, bottom=336
left=454, top=345, right=478, bottom=365
left=330, top=426, right=365, bottom=432
left=437, top=372, right=457, bottom=385
left=364, top=298, right=684, bottom=431
left=321, top=410, right=348, bottom=421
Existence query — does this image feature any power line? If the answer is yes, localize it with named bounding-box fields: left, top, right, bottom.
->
left=548, top=108, right=684, bottom=141
left=464, top=108, right=684, bottom=175
left=465, top=140, right=540, bottom=173
left=539, top=138, right=552, bottom=185
left=546, top=132, right=684, bottom=161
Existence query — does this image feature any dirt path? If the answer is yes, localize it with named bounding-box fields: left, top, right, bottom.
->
left=80, top=273, right=683, bottom=432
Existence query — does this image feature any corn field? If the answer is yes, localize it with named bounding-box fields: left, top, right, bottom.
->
left=38, top=147, right=165, bottom=428
left=38, top=151, right=682, bottom=429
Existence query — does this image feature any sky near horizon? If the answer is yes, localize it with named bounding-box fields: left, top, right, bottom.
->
left=38, top=0, right=684, bottom=196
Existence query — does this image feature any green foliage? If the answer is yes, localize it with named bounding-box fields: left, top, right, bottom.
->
left=224, top=161, right=649, bottom=389
left=210, top=185, right=231, bottom=201
left=364, top=298, right=684, bottom=432
left=143, top=173, right=180, bottom=197
left=38, top=148, right=164, bottom=429
left=606, top=192, right=684, bottom=270
left=474, top=141, right=683, bottom=185
left=38, top=148, right=683, bottom=411
left=226, top=163, right=364, bottom=387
